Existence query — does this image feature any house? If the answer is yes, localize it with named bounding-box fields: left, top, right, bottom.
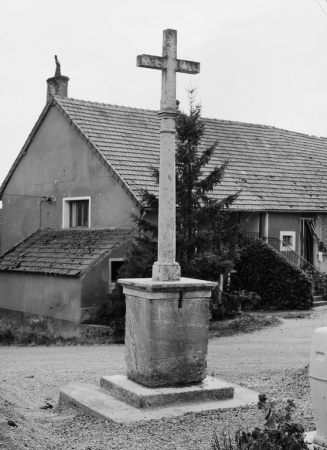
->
left=1, top=61, right=327, bottom=323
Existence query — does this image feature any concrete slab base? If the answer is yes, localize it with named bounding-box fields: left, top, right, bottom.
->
left=305, top=431, right=327, bottom=449
left=60, top=376, right=259, bottom=423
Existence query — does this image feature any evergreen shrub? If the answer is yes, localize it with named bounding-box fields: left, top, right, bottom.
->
left=131, top=89, right=243, bottom=282
left=237, top=240, right=313, bottom=310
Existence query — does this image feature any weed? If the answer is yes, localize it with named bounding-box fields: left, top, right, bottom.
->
left=212, top=394, right=312, bottom=449
left=0, top=326, right=15, bottom=345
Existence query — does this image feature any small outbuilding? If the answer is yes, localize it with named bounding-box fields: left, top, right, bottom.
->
left=0, top=227, right=133, bottom=323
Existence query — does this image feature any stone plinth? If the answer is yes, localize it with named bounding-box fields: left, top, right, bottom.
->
left=100, top=375, right=234, bottom=409
left=119, top=277, right=217, bottom=387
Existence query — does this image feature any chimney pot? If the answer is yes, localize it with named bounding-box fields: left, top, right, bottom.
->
left=46, top=55, right=69, bottom=103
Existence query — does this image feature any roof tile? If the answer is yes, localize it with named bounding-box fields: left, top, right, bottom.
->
left=0, top=228, right=133, bottom=277
left=53, top=96, right=327, bottom=212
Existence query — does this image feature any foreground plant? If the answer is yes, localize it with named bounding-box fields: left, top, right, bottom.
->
left=211, top=394, right=311, bottom=449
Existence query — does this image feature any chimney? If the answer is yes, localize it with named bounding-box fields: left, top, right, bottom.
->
left=46, top=55, right=69, bottom=103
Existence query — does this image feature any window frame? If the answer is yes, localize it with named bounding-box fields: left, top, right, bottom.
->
left=62, top=196, right=91, bottom=229
left=280, top=231, right=296, bottom=252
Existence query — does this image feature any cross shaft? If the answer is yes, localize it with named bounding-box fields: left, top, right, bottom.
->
left=137, top=29, right=200, bottom=281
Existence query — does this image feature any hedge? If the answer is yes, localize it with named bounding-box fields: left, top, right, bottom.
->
left=237, top=239, right=313, bottom=310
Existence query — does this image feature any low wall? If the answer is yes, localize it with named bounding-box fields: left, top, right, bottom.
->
left=0, top=308, right=80, bottom=337
left=0, top=272, right=81, bottom=322
left=0, top=308, right=118, bottom=341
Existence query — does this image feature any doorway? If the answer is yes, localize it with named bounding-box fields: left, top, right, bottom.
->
left=300, top=219, right=316, bottom=265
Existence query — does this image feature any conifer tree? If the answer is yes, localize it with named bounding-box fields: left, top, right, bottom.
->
left=126, top=89, right=242, bottom=282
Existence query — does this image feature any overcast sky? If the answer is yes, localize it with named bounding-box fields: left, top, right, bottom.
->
left=1, top=0, right=327, bottom=189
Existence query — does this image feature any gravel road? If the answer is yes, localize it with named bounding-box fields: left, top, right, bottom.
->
left=1, top=306, right=327, bottom=449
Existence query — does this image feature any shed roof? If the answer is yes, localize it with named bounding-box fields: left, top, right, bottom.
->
left=2, top=95, right=327, bottom=212
left=0, top=228, right=133, bottom=277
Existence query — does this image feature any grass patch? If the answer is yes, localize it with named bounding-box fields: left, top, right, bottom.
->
left=0, top=325, right=120, bottom=346
left=0, top=328, right=80, bottom=346
left=209, top=312, right=282, bottom=338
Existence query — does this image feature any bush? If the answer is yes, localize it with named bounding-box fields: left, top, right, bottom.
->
left=211, top=288, right=261, bottom=320
left=94, top=285, right=126, bottom=336
left=237, top=240, right=313, bottom=310
left=212, top=394, right=310, bottom=449
left=224, top=290, right=261, bottom=312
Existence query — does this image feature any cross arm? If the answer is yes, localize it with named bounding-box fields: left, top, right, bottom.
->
left=137, top=54, right=164, bottom=70
left=137, top=54, right=200, bottom=75
left=176, top=59, right=200, bottom=74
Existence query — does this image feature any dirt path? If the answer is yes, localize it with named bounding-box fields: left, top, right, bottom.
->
left=1, top=306, right=327, bottom=449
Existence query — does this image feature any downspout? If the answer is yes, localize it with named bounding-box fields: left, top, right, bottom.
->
left=264, top=212, right=269, bottom=242
left=39, top=196, right=55, bottom=229
left=39, top=198, right=46, bottom=229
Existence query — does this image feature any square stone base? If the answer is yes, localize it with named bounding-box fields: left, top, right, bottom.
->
left=100, top=375, right=234, bottom=409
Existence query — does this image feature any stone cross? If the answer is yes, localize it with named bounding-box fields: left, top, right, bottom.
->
left=137, top=29, right=200, bottom=282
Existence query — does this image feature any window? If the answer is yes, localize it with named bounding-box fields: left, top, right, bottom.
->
left=69, top=200, right=89, bottom=228
left=109, top=258, right=125, bottom=292
left=62, top=197, right=91, bottom=229
left=280, top=231, right=296, bottom=251
left=282, top=235, right=292, bottom=246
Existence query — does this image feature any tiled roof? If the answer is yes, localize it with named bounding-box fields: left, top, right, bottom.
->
left=53, top=96, right=327, bottom=212
left=0, top=228, right=133, bottom=277
left=2, top=95, right=327, bottom=212
left=54, top=97, right=160, bottom=204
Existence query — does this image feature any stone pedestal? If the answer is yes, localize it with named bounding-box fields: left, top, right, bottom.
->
left=100, top=375, right=234, bottom=408
left=119, top=277, right=217, bottom=387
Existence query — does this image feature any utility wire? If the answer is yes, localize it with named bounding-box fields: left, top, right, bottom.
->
left=2, top=174, right=113, bottom=190
left=3, top=193, right=46, bottom=199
